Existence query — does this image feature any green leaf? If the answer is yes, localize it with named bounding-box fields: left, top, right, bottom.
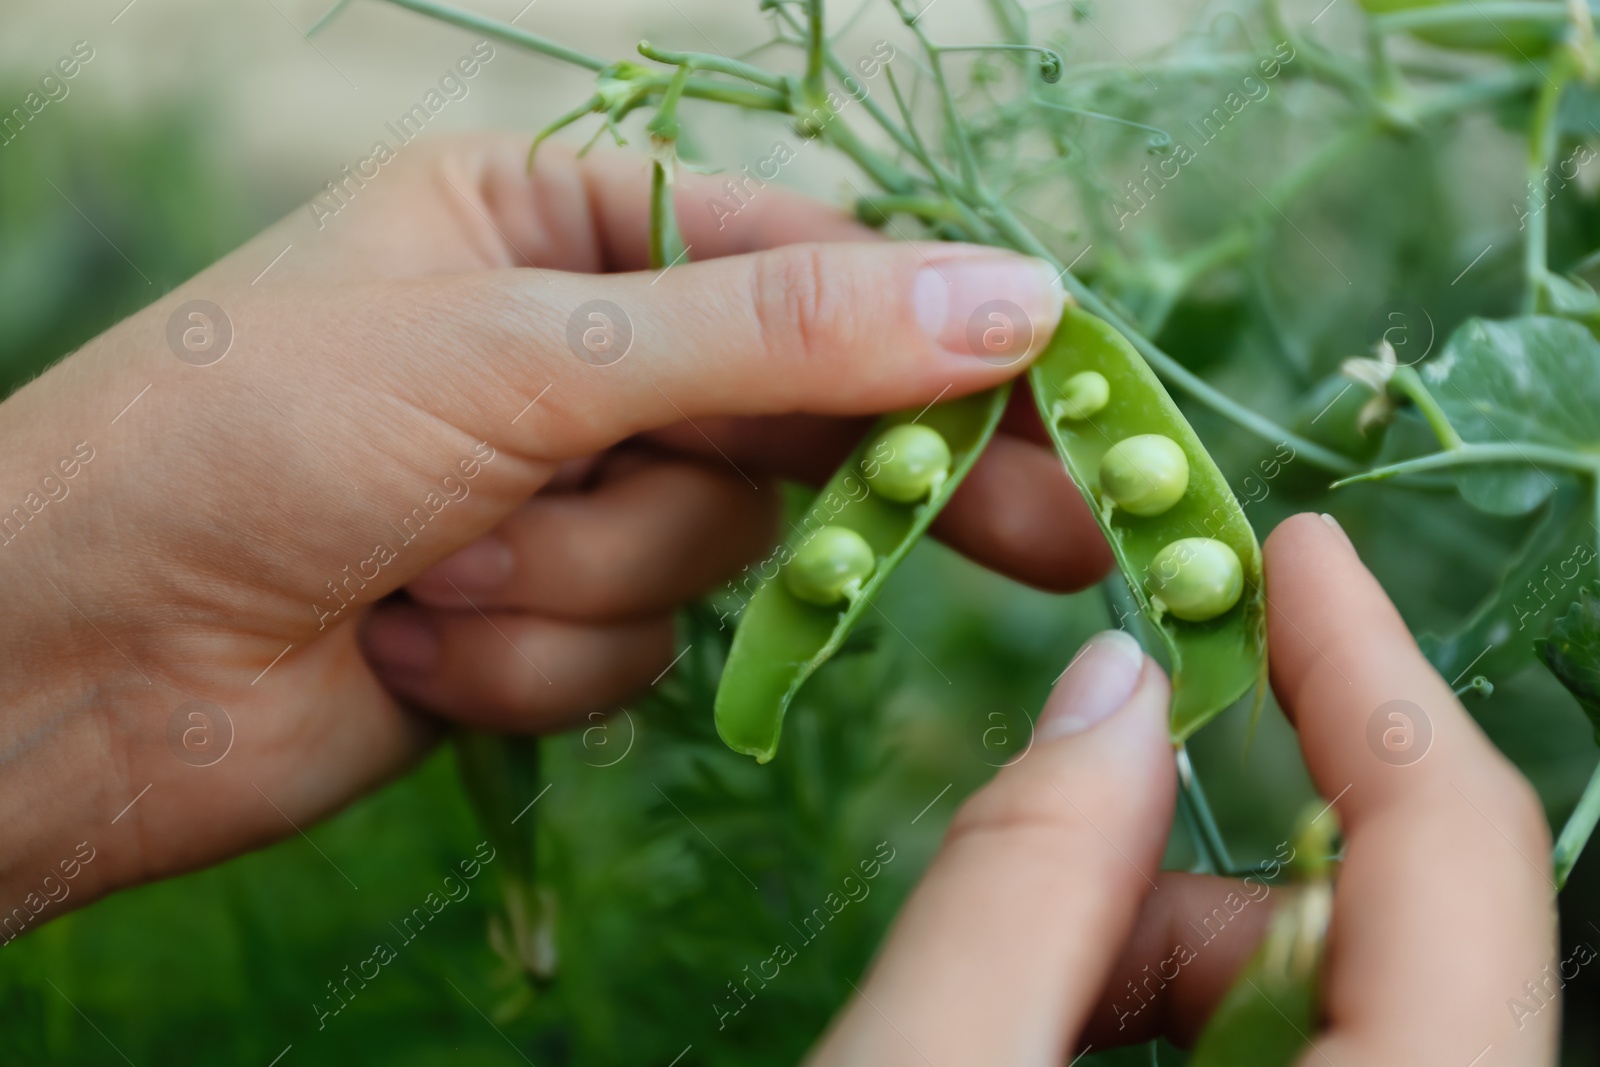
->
left=1422, top=482, right=1597, bottom=684
left=1537, top=590, right=1600, bottom=746
left=1420, top=316, right=1600, bottom=515
left=1538, top=273, right=1600, bottom=336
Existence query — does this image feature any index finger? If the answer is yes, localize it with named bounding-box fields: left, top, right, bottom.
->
left=1265, top=514, right=1558, bottom=1065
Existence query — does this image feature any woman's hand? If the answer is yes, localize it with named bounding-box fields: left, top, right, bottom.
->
left=807, top=514, right=1558, bottom=1066
left=0, top=134, right=1111, bottom=919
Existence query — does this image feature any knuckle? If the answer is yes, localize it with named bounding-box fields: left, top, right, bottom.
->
left=747, top=246, right=854, bottom=367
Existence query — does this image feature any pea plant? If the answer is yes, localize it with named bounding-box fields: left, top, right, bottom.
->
left=313, top=0, right=1600, bottom=1060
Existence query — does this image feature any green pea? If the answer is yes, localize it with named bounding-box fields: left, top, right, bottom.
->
left=784, top=525, right=877, bottom=606
left=1051, top=371, right=1110, bottom=422
left=1100, top=434, right=1190, bottom=517
left=1147, top=538, right=1244, bottom=622
left=717, top=390, right=1010, bottom=762
left=866, top=424, right=952, bottom=504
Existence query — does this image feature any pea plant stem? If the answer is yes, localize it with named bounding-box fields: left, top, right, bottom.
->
left=894, top=0, right=984, bottom=195
left=1332, top=442, right=1600, bottom=488
left=1524, top=62, right=1572, bottom=312
left=1177, top=746, right=1236, bottom=876
left=1554, top=756, right=1600, bottom=888
left=362, top=0, right=609, bottom=71
left=1386, top=366, right=1465, bottom=451
left=804, top=0, right=827, bottom=101
left=364, top=0, right=788, bottom=111
left=637, top=41, right=789, bottom=92
left=1372, top=1, right=1581, bottom=34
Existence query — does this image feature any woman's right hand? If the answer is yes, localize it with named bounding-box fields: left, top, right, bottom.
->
left=807, top=513, right=1558, bottom=1066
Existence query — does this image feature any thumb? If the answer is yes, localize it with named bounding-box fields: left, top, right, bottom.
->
left=406, top=242, right=1066, bottom=458
left=810, top=631, right=1175, bottom=1067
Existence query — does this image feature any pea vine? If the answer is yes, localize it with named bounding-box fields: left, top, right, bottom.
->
left=321, top=0, right=1600, bottom=990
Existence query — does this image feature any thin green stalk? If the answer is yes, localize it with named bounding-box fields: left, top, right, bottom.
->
left=804, top=0, right=827, bottom=101
left=936, top=44, right=1064, bottom=82
left=1387, top=366, right=1465, bottom=450
left=638, top=41, right=788, bottom=92
left=1524, top=62, right=1572, bottom=312
left=1554, top=756, right=1600, bottom=888
left=896, top=0, right=984, bottom=194
left=858, top=195, right=967, bottom=224
left=983, top=201, right=1362, bottom=473
left=647, top=64, right=693, bottom=271
left=366, top=0, right=609, bottom=70
left=363, top=0, right=787, bottom=111
left=1178, top=746, right=1236, bottom=875
left=1373, top=1, right=1575, bottom=34
left=1332, top=442, right=1600, bottom=488
left=775, top=5, right=925, bottom=164
left=1176, top=789, right=1219, bottom=875
left=1411, top=65, right=1546, bottom=121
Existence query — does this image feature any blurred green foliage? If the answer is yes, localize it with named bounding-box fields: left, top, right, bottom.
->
left=6, top=1, right=1600, bottom=1062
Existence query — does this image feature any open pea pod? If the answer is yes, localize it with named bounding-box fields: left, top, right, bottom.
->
left=714, top=387, right=1011, bottom=762
left=1030, top=305, right=1266, bottom=740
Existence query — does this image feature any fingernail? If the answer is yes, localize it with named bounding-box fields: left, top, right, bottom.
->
left=421, top=536, right=514, bottom=594
left=362, top=611, right=440, bottom=679
left=1037, top=630, right=1145, bottom=741
left=914, top=253, right=1066, bottom=364
left=1320, top=513, right=1354, bottom=552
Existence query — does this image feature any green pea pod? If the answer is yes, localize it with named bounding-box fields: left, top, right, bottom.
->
left=1187, top=881, right=1332, bottom=1066
left=1190, top=802, right=1338, bottom=1066
left=1030, top=305, right=1266, bottom=740
left=714, top=386, right=1011, bottom=762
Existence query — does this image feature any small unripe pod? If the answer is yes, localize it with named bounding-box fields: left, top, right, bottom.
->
left=1147, top=538, right=1244, bottom=622
left=1100, top=434, right=1190, bottom=517
left=785, top=525, right=876, bottom=606
left=867, top=424, right=952, bottom=504
left=1052, top=371, right=1110, bottom=422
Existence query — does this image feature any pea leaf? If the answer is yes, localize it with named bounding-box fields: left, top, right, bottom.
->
left=1538, top=274, right=1600, bottom=336
left=1421, top=316, right=1600, bottom=515
left=1537, top=590, right=1600, bottom=746
left=1423, top=483, right=1598, bottom=685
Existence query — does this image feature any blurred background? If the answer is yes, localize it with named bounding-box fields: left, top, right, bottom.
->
left=3, top=0, right=1600, bottom=1063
